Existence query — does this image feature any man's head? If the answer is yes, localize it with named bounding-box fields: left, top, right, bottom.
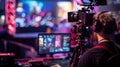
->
left=94, top=11, right=117, bottom=34
left=46, top=27, right=54, bottom=33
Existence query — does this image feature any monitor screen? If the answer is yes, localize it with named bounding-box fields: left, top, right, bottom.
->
left=16, top=0, right=73, bottom=28
left=38, top=33, right=71, bottom=55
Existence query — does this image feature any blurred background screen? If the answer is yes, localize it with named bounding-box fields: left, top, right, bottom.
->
left=15, top=0, right=73, bottom=28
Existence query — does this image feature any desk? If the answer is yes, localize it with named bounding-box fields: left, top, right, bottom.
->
left=15, top=57, right=70, bottom=67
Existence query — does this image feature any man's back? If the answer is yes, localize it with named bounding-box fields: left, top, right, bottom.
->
left=77, top=41, right=120, bottom=67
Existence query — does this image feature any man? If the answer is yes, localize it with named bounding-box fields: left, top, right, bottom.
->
left=46, top=26, right=54, bottom=34
left=0, top=24, right=37, bottom=58
left=77, top=11, right=120, bottom=67
left=0, top=24, right=15, bottom=52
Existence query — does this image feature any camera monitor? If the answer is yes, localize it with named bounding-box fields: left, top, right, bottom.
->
left=37, top=33, right=71, bottom=55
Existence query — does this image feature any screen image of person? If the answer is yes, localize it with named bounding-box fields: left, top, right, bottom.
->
left=55, top=35, right=62, bottom=52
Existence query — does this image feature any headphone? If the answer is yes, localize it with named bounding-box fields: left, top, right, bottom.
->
left=94, top=11, right=117, bottom=34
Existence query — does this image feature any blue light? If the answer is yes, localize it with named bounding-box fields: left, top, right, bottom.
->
left=82, top=0, right=91, bottom=4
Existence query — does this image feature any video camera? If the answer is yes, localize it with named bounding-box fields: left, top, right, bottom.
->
left=68, top=10, right=94, bottom=26
left=68, top=0, right=107, bottom=26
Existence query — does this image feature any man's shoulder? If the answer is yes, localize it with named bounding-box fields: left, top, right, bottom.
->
left=83, top=44, right=112, bottom=57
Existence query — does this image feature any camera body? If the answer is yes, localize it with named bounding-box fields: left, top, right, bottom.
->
left=68, top=10, right=94, bottom=26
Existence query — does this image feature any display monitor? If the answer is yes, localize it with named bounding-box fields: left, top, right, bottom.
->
left=15, top=0, right=73, bottom=33
left=37, top=33, right=71, bottom=55
left=16, top=0, right=73, bottom=28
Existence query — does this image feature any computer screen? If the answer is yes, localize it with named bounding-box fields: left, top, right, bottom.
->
left=37, top=33, right=71, bottom=55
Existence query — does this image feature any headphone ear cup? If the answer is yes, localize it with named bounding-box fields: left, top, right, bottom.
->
left=95, top=20, right=103, bottom=33
left=103, top=18, right=117, bottom=34
left=95, top=18, right=117, bottom=34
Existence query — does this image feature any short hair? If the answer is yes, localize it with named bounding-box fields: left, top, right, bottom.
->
left=46, top=26, right=54, bottom=33
left=47, top=26, right=54, bottom=31
left=94, top=11, right=117, bottom=34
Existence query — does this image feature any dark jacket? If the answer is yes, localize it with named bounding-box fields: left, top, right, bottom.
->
left=77, top=41, right=120, bottom=67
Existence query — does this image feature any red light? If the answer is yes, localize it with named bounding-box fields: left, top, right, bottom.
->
left=5, top=0, right=16, bottom=34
